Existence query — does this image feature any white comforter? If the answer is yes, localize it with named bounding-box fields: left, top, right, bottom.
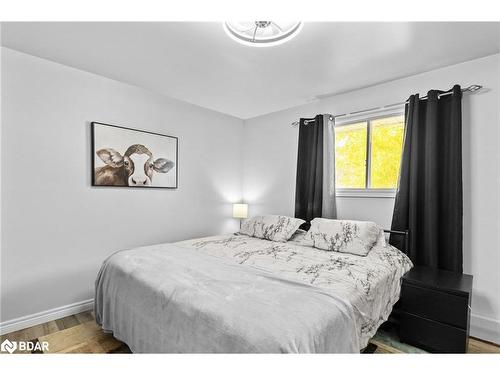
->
left=95, top=233, right=411, bottom=353
left=177, top=233, right=413, bottom=349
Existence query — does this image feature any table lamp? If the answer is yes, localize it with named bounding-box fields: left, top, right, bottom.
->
left=232, top=203, right=248, bottom=229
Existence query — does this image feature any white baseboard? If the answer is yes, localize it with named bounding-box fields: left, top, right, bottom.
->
left=470, top=313, right=500, bottom=344
left=0, top=299, right=94, bottom=335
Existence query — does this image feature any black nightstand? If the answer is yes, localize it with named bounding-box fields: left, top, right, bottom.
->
left=399, top=266, right=473, bottom=353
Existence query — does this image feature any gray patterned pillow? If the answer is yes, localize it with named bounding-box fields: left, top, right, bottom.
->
left=302, top=218, right=380, bottom=256
left=239, top=215, right=305, bottom=242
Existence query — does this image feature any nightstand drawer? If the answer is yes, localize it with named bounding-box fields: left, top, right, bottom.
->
left=401, top=283, right=469, bottom=328
left=400, top=312, right=468, bottom=353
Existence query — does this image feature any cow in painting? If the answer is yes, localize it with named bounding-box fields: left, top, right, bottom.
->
left=94, top=144, right=174, bottom=186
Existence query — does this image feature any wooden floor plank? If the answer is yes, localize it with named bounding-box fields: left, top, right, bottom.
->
left=54, top=333, right=124, bottom=354
left=55, top=315, right=80, bottom=331
left=94, top=334, right=125, bottom=353
left=40, top=321, right=104, bottom=353
left=0, top=321, right=59, bottom=343
left=75, top=311, right=94, bottom=324
left=468, top=337, right=500, bottom=354
left=60, top=341, right=103, bottom=354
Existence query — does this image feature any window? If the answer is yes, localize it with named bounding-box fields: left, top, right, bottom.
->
left=334, top=113, right=404, bottom=197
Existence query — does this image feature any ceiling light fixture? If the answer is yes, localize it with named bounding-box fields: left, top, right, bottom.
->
left=223, top=21, right=303, bottom=47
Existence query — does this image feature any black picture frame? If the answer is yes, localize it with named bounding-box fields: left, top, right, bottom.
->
left=91, top=121, right=179, bottom=189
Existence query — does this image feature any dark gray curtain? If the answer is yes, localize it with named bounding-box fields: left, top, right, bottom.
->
left=390, top=85, right=463, bottom=273
left=295, top=115, right=323, bottom=225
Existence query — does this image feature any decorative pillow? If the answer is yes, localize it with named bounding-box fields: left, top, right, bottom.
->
left=240, top=215, right=305, bottom=243
left=302, top=218, right=381, bottom=256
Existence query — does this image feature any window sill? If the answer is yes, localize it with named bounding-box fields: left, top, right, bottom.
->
left=336, top=189, right=396, bottom=198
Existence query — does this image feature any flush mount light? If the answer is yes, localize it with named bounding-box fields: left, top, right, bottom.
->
left=223, top=21, right=303, bottom=47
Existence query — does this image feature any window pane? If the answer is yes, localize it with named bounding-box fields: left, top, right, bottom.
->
left=370, top=116, right=404, bottom=188
left=335, top=122, right=367, bottom=188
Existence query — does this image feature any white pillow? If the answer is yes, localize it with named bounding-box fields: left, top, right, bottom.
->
left=302, top=218, right=381, bottom=256
left=240, top=215, right=305, bottom=243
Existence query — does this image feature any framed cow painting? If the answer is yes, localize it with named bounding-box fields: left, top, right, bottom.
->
left=91, top=122, right=178, bottom=189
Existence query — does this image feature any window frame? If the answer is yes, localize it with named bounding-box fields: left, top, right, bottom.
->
left=334, top=107, right=405, bottom=198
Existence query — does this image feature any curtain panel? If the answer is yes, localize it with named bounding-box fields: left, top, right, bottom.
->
left=295, top=115, right=336, bottom=226
left=390, top=85, right=463, bottom=273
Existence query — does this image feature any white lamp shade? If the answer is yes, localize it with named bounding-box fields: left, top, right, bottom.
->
left=233, top=203, right=248, bottom=219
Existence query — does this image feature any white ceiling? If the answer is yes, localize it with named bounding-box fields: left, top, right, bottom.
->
left=2, top=22, right=499, bottom=119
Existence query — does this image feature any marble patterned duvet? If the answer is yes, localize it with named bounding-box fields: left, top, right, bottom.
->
left=95, top=233, right=412, bottom=353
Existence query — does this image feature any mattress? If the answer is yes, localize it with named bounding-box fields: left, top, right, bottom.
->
left=95, top=233, right=412, bottom=353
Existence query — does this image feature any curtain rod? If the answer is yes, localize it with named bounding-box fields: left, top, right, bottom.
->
left=291, top=84, right=483, bottom=127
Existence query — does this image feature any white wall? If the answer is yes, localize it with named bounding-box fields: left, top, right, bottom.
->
left=0, top=48, right=244, bottom=323
left=243, top=54, right=500, bottom=343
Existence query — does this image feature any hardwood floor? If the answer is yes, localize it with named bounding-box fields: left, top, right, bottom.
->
left=0, top=311, right=130, bottom=354
left=1, top=310, right=498, bottom=354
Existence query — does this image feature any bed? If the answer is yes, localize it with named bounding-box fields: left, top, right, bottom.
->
left=94, top=230, right=412, bottom=353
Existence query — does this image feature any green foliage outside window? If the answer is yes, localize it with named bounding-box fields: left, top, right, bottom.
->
left=370, top=117, right=404, bottom=188
left=334, top=115, right=404, bottom=189
left=335, top=122, right=367, bottom=189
